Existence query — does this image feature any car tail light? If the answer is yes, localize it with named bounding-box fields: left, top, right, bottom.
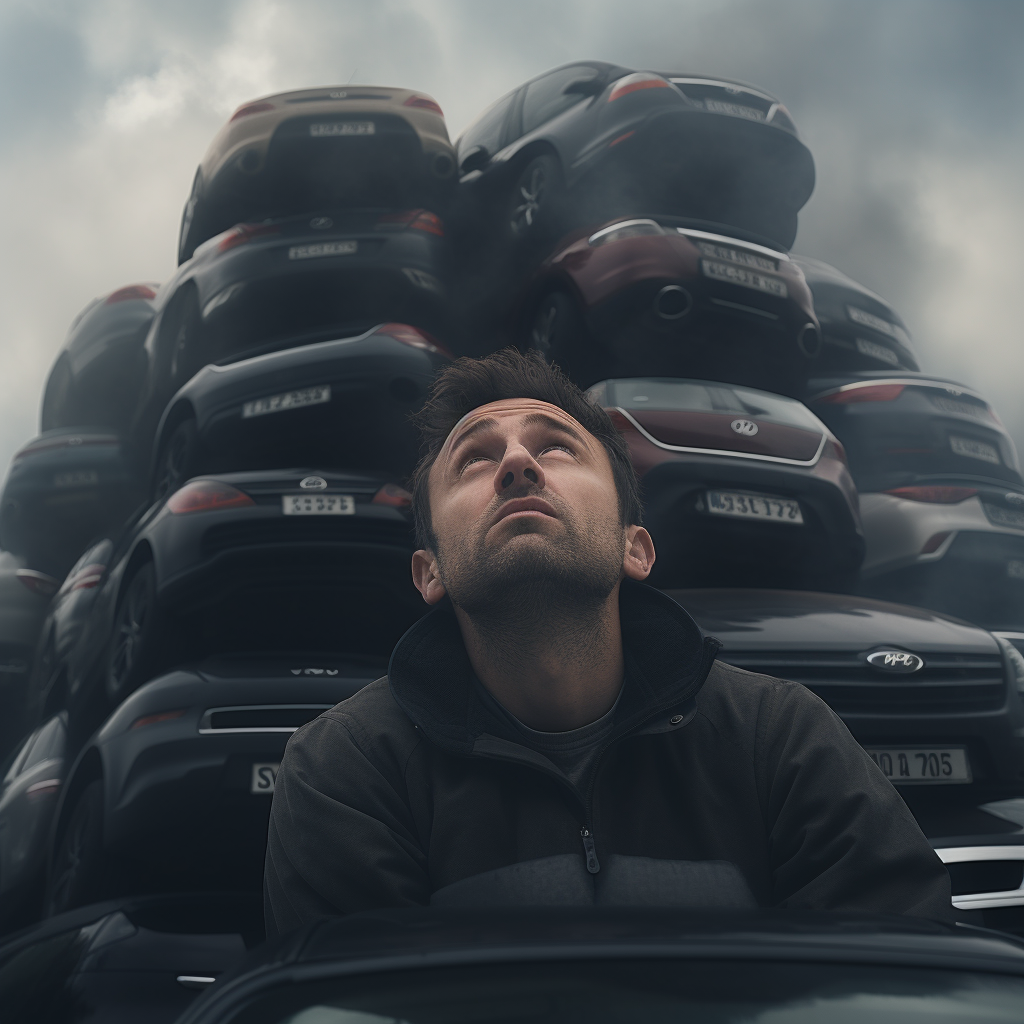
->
left=410, top=210, right=444, bottom=236
left=26, top=779, right=61, bottom=799
left=375, top=209, right=444, bottom=236
left=816, top=384, right=906, bottom=404
left=608, top=73, right=672, bottom=103
left=373, top=323, right=453, bottom=358
left=229, top=101, right=274, bottom=122
left=373, top=483, right=412, bottom=509
left=885, top=486, right=978, bottom=504
left=403, top=95, right=443, bottom=116
left=105, top=284, right=158, bottom=304
left=823, top=439, right=849, bottom=465
left=921, top=531, right=952, bottom=554
left=609, top=130, right=636, bottom=148
left=166, top=479, right=255, bottom=514
left=16, top=569, right=60, bottom=597
left=69, top=563, right=106, bottom=591
left=217, top=223, right=282, bottom=253
left=131, top=709, right=187, bottom=730
left=14, top=434, right=117, bottom=460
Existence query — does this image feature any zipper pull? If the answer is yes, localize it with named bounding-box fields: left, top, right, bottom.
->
left=580, top=827, right=600, bottom=874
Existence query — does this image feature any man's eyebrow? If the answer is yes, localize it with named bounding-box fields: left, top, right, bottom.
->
left=521, top=412, right=589, bottom=446
left=446, top=416, right=499, bottom=459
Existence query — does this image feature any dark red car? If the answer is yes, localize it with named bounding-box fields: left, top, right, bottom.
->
left=531, top=218, right=820, bottom=394
left=589, top=377, right=863, bottom=590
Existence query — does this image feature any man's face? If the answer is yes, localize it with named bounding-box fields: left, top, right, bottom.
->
left=413, top=398, right=652, bottom=615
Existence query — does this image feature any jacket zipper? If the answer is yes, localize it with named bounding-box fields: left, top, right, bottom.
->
left=580, top=827, right=600, bottom=873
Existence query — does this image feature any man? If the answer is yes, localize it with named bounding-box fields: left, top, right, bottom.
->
left=264, top=350, right=952, bottom=935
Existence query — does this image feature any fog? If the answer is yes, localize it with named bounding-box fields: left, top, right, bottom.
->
left=1, top=0, right=1022, bottom=472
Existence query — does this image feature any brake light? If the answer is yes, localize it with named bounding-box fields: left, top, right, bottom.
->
left=217, top=223, right=281, bottom=253
left=105, top=284, right=158, bottom=304
left=403, top=95, right=443, bottom=116
left=608, top=73, right=672, bottom=103
left=373, top=483, right=412, bottom=508
left=131, top=709, right=187, bottom=730
left=410, top=210, right=444, bottom=236
left=16, top=569, right=59, bottom=597
left=817, top=384, right=906, bottom=404
left=609, top=130, right=635, bottom=148
left=166, top=479, right=255, bottom=514
left=373, top=323, right=453, bottom=357
left=374, top=209, right=444, bottom=236
left=884, top=486, right=978, bottom=504
left=229, top=101, right=274, bottom=122
left=69, top=563, right=106, bottom=591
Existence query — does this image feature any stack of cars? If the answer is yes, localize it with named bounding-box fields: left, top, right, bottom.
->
left=1, top=59, right=1024, bottom=1012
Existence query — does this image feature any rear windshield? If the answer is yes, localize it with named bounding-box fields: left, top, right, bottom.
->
left=591, top=378, right=823, bottom=432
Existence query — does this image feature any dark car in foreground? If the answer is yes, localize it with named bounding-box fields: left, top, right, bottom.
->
left=672, top=588, right=1024, bottom=796
left=590, top=378, right=862, bottom=590
left=149, top=322, right=451, bottom=501
left=530, top=219, right=819, bottom=393
left=794, top=255, right=919, bottom=372
left=40, top=284, right=160, bottom=437
left=178, top=910, right=1024, bottom=1024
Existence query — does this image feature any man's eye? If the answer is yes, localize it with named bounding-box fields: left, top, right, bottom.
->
left=461, top=456, right=490, bottom=470
left=541, top=444, right=574, bottom=456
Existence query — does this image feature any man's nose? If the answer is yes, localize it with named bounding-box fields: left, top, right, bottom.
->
left=493, top=444, right=546, bottom=495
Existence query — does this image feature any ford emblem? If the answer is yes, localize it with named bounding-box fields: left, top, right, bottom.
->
left=866, top=650, right=924, bottom=673
left=299, top=476, right=327, bottom=490
left=731, top=419, right=758, bottom=436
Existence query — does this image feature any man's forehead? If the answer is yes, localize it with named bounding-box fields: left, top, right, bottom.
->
left=442, top=399, right=590, bottom=452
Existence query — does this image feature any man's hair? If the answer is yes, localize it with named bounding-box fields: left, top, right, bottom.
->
left=410, top=349, right=642, bottom=550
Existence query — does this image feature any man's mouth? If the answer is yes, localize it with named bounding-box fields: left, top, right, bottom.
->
left=491, top=496, right=560, bottom=527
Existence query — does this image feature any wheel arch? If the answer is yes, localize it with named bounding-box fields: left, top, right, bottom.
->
left=152, top=397, right=199, bottom=471
left=48, top=745, right=105, bottom=876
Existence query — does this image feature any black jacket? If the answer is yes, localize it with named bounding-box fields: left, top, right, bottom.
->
left=264, top=583, right=952, bottom=935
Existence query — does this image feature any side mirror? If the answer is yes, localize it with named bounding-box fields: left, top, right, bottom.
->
left=459, top=145, right=490, bottom=174
left=564, top=77, right=604, bottom=98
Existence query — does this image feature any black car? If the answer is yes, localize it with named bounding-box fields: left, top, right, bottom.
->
left=178, top=910, right=1024, bottom=1024
left=40, top=284, right=160, bottom=437
left=39, top=656, right=377, bottom=917
left=24, top=469, right=420, bottom=744
left=455, top=61, right=814, bottom=258
left=148, top=322, right=451, bottom=502
left=793, top=255, right=919, bottom=372
left=672, top=588, right=1024, bottom=797
left=0, top=892, right=260, bottom=1023
left=0, top=430, right=143, bottom=580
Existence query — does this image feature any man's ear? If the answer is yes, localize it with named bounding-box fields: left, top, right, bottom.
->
left=622, top=525, right=656, bottom=582
left=412, top=549, right=448, bottom=605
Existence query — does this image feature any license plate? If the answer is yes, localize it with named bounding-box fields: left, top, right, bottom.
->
left=706, top=490, right=803, bottom=524
left=288, top=241, right=358, bottom=260
left=701, top=260, right=787, bottom=297
left=950, top=435, right=1000, bottom=465
left=693, top=241, right=777, bottom=273
left=243, top=385, right=331, bottom=419
left=282, top=494, right=355, bottom=516
left=251, top=763, right=280, bottom=794
left=53, top=470, right=99, bottom=488
left=309, top=121, right=375, bottom=137
left=702, top=99, right=765, bottom=121
left=855, top=337, right=899, bottom=366
left=984, top=503, right=1024, bottom=530
left=866, top=746, right=971, bottom=785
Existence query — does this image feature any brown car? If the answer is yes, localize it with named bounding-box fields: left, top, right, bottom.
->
left=178, top=85, right=457, bottom=263
left=530, top=218, right=820, bottom=395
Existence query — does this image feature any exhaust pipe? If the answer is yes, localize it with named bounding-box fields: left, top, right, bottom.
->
left=433, top=153, right=455, bottom=178
left=653, top=285, right=692, bottom=320
left=797, top=322, right=822, bottom=358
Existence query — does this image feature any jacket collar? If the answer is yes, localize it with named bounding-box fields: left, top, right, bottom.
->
left=387, top=580, right=721, bottom=757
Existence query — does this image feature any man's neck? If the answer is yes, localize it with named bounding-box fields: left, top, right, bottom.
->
left=452, top=583, right=625, bottom=732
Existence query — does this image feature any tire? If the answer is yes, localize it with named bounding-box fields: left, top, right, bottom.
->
left=508, top=153, right=563, bottom=244
left=46, top=780, right=107, bottom=916
left=105, top=561, right=163, bottom=705
left=151, top=417, right=198, bottom=504
left=529, top=290, right=595, bottom=386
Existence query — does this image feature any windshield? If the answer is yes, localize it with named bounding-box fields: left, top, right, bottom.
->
left=226, top=960, right=1024, bottom=1024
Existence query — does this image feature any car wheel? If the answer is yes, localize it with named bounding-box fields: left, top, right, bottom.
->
left=105, top=560, right=163, bottom=705
left=152, top=417, right=198, bottom=504
left=509, top=154, right=563, bottom=243
left=46, top=780, right=107, bottom=916
left=530, top=291, right=594, bottom=384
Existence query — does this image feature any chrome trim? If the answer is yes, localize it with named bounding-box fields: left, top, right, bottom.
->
left=198, top=704, right=333, bottom=735
left=765, top=102, right=779, bottom=123
left=936, top=846, right=1024, bottom=910
left=675, top=227, right=789, bottom=261
left=587, top=219, right=662, bottom=245
left=809, top=378, right=986, bottom=402
left=177, top=976, right=217, bottom=990
left=709, top=297, right=778, bottom=320
left=668, top=78, right=776, bottom=104
left=613, top=406, right=827, bottom=467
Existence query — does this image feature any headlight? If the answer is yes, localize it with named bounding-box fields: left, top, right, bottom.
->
left=995, top=635, right=1024, bottom=693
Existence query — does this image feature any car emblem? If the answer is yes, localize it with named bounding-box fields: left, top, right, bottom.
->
left=329, top=91, right=347, bottom=99
left=1007, top=493, right=1024, bottom=507
left=945, top=386, right=963, bottom=396
left=731, top=419, right=759, bottom=436
left=299, top=476, right=327, bottom=490
left=309, top=216, right=333, bottom=230
left=866, top=650, right=925, bottom=673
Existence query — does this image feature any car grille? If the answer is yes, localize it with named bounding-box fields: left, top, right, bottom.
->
left=719, top=650, right=1006, bottom=715
left=202, top=517, right=413, bottom=557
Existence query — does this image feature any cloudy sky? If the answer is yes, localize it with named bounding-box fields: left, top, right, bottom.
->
left=1, top=0, right=1023, bottom=473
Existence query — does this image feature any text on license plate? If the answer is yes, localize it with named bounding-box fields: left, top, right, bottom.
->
left=950, top=435, right=1000, bottom=464
left=866, top=747, right=971, bottom=785
left=288, top=241, right=358, bottom=260
left=282, top=494, right=355, bottom=515
left=309, top=121, right=375, bottom=137
left=706, top=490, right=804, bottom=524
left=701, top=259, right=788, bottom=297
left=251, top=763, right=280, bottom=794
left=243, top=385, right=331, bottom=419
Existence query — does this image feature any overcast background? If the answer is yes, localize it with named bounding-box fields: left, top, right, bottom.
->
left=1, top=0, right=1022, bottom=474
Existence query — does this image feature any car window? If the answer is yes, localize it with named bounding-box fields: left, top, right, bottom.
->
left=458, top=92, right=516, bottom=159
left=522, top=65, right=600, bottom=135
left=21, top=715, right=65, bottom=772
